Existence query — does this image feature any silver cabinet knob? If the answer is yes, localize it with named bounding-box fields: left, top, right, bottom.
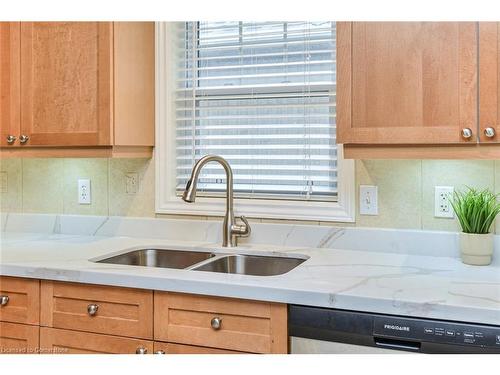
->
left=87, top=303, right=99, bottom=316
left=210, top=317, right=222, bottom=330
left=0, top=295, right=9, bottom=306
left=154, top=350, right=165, bottom=354
left=6, top=135, right=16, bottom=144
left=135, top=347, right=148, bottom=354
left=461, top=128, right=473, bottom=139
left=19, top=134, right=29, bottom=144
left=484, top=127, right=496, bottom=138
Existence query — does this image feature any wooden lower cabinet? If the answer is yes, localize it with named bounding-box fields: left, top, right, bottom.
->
left=1, top=277, right=289, bottom=354
left=40, top=281, right=153, bottom=339
left=154, top=292, right=288, bottom=354
left=40, top=327, right=153, bottom=354
left=154, top=341, right=243, bottom=354
left=0, top=321, right=39, bottom=354
left=0, top=276, right=40, bottom=325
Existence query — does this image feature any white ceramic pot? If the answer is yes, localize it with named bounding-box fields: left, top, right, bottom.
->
left=459, top=232, right=494, bottom=266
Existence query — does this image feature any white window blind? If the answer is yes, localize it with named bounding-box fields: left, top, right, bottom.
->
left=175, top=21, right=337, bottom=201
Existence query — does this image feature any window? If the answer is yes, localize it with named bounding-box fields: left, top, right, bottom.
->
left=156, top=22, right=354, bottom=222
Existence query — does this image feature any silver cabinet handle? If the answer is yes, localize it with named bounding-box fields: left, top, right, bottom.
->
left=87, top=303, right=99, bottom=316
left=210, top=317, right=222, bottom=330
left=154, top=350, right=165, bottom=354
left=461, top=128, right=473, bottom=139
left=484, top=127, right=496, bottom=138
left=6, top=135, right=16, bottom=144
left=135, top=347, right=148, bottom=354
left=0, top=295, right=9, bottom=306
left=19, top=134, right=30, bottom=144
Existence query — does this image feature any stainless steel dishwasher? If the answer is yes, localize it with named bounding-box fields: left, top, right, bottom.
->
left=289, top=305, right=500, bottom=354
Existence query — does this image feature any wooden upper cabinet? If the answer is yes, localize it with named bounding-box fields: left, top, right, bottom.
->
left=479, top=22, right=500, bottom=143
left=337, top=22, right=478, bottom=145
left=20, top=22, right=112, bottom=146
left=0, top=22, right=20, bottom=147
left=1, top=22, right=154, bottom=157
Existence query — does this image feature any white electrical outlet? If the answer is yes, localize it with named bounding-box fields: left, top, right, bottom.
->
left=78, top=179, right=91, bottom=205
left=125, top=172, right=139, bottom=194
left=434, top=186, right=454, bottom=218
left=359, top=185, right=378, bottom=215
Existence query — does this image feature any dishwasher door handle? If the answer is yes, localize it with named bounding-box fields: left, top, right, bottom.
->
left=374, top=337, right=421, bottom=351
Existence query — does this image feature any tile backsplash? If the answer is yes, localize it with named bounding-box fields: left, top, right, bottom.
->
left=0, top=158, right=154, bottom=218
left=1, top=157, right=500, bottom=233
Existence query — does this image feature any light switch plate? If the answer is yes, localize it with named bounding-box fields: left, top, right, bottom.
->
left=359, top=185, right=378, bottom=215
left=435, top=186, right=454, bottom=218
left=78, top=178, right=91, bottom=205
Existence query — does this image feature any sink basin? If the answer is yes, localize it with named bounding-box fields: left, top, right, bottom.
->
left=192, top=254, right=306, bottom=276
left=94, top=248, right=307, bottom=276
left=95, top=248, right=215, bottom=269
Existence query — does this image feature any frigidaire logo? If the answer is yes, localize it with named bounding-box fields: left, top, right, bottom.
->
left=384, top=324, right=410, bottom=332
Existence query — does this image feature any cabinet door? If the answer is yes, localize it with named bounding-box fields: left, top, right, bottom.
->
left=154, top=292, right=288, bottom=354
left=0, top=22, right=20, bottom=147
left=154, top=341, right=244, bottom=354
left=41, top=280, right=153, bottom=339
left=0, top=322, right=39, bottom=354
left=479, top=22, right=500, bottom=143
left=337, top=22, right=478, bottom=144
left=0, top=276, right=40, bottom=325
left=20, top=22, right=112, bottom=146
left=40, top=327, right=153, bottom=354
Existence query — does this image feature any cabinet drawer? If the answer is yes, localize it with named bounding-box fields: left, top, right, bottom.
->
left=41, top=281, right=153, bottom=339
left=154, top=292, right=287, bottom=354
left=154, top=341, right=243, bottom=354
left=40, top=327, right=153, bottom=354
left=0, top=321, right=39, bottom=354
left=0, top=276, right=40, bottom=325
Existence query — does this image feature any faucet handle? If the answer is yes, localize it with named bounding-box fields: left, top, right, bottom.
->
left=231, top=215, right=251, bottom=238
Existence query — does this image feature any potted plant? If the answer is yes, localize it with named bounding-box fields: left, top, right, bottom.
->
left=450, top=187, right=500, bottom=266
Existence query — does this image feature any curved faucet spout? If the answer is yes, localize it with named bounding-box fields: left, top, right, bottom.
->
left=182, top=155, right=249, bottom=247
left=182, top=155, right=233, bottom=206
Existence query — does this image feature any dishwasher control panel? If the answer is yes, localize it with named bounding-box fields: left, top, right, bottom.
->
left=289, top=305, right=500, bottom=353
left=373, top=316, right=500, bottom=349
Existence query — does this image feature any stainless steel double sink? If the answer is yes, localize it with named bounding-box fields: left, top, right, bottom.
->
left=93, top=248, right=307, bottom=277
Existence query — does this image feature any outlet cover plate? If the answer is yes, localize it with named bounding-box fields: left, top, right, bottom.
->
left=78, top=178, right=91, bottom=205
left=359, top=185, right=378, bottom=215
left=125, top=172, right=139, bottom=194
left=434, top=186, right=454, bottom=218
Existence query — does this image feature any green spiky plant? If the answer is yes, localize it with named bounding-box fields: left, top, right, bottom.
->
left=449, top=187, right=500, bottom=234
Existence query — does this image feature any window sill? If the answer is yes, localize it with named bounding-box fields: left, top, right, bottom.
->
left=156, top=196, right=354, bottom=222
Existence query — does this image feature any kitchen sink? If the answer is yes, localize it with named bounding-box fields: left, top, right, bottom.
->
left=94, top=248, right=307, bottom=276
left=191, top=254, right=306, bottom=276
left=95, top=248, right=215, bottom=269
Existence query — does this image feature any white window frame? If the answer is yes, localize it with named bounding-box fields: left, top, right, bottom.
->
left=155, top=22, right=355, bottom=222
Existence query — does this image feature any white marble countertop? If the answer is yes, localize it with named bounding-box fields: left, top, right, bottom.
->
left=1, top=229, right=499, bottom=326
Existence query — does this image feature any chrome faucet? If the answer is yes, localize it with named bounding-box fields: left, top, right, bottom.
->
left=182, top=155, right=251, bottom=247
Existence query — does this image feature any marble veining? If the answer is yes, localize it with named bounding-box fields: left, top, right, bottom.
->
left=1, top=213, right=500, bottom=326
